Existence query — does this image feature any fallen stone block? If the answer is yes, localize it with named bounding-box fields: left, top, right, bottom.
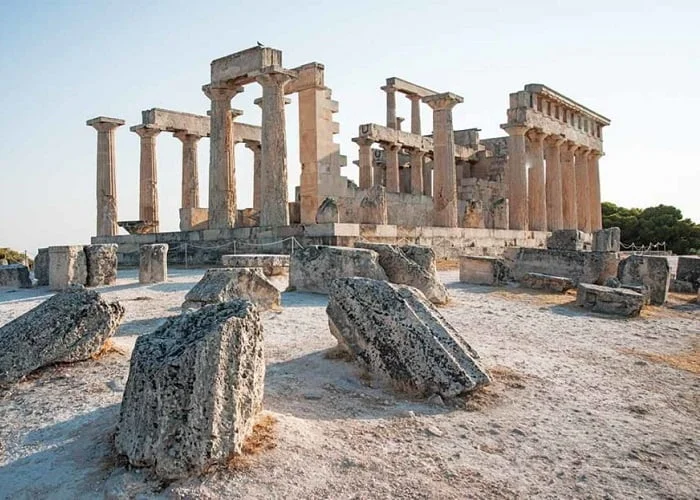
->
left=221, top=254, right=290, bottom=276
left=115, top=300, right=265, bottom=480
left=327, top=278, right=490, bottom=398
left=459, top=256, right=510, bottom=286
left=290, top=245, right=387, bottom=294
left=84, top=244, right=118, bottom=287
left=670, top=279, right=696, bottom=294
left=592, top=227, right=621, bottom=252
left=139, top=244, right=168, bottom=284
left=547, top=229, right=585, bottom=251
left=400, top=245, right=436, bottom=271
left=617, top=255, right=670, bottom=306
left=508, top=248, right=619, bottom=285
left=0, top=264, right=32, bottom=288
left=315, top=197, right=339, bottom=224
left=49, top=245, right=87, bottom=290
left=34, top=248, right=49, bottom=286
left=0, top=288, right=124, bottom=386
left=676, top=256, right=700, bottom=292
left=520, top=272, right=575, bottom=293
left=355, top=242, right=448, bottom=305
left=182, top=268, right=280, bottom=311
left=576, top=283, right=645, bottom=317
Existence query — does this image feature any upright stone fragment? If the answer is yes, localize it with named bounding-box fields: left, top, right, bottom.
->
left=115, top=300, right=265, bottom=480
left=576, top=283, right=644, bottom=317
left=0, top=264, right=32, bottom=289
left=592, top=227, right=621, bottom=252
left=327, top=278, right=490, bottom=398
left=617, top=255, right=670, bottom=306
left=547, top=229, right=585, bottom=251
left=34, top=248, right=49, bottom=286
left=315, top=197, right=339, bottom=224
left=360, top=185, right=388, bottom=224
left=49, top=245, right=87, bottom=290
left=0, top=288, right=124, bottom=386
left=676, top=256, right=700, bottom=292
left=139, top=244, right=168, bottom=284
left=84, top=244, right=118, bottom=287
left=182, top=268, right=280, bottom=311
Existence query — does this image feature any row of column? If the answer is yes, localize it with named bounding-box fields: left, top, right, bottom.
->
left=503, top=125, right=602, bottom=233
left=383, top=86, right=423, bottom=135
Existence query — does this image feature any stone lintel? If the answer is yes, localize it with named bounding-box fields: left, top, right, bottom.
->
left=87, top=116, right=125, bottom=127
left=211, top=46, right=283, bottom=86
left=286, top=62, right=325, bottom=94
left=524, top=83, right=610, bottom=125
left=384, top=77, right=437, bottom=98
left=142, top=108, right=210, bottom=137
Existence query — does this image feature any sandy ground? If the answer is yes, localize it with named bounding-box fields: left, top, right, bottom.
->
left=0, top=268, right=698, bottom=499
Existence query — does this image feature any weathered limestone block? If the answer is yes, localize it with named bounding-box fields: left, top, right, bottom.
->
left=400, top=245, right=437, bottom=271
left=670, top=279, right=696, bottom=294
left=221, top=254, right=290, bottom=276
left=576, top=283, right=645, bottom=317
left=34, top=247, right=49, bottom=286
left=492, top=198, right=509, bottom=230
left=617, top=255, right=670, bottom=306
left=235, top=208, right=260, bottom=228
left=592, top=227, right=621, bottom=252
left=360, top=186, right=388, bottom=224
left=520, top=272, right=575, bottom=293
left=327, top=278, right=490, bottom=398
left=139, top=244, right=168, bottom=284
left=115, top=300, right=265, bottom=480
left=459, top=256, right=510, bottom=286
left=676, top=256, right=700, bottom=291
left=0, top=288, right=124, bottom=386
left=182, top=268, right=280, bottom=311
left=547, top=229, right=585, bottom=251
left=84, top=244, right=118, bottom=287
left=508, top=248, right=619, bottom=285
left=462, top=200, right=485, bottom=229
left=49, top=245, right=87, bottom=290
left=355, top=242, right=448, bottom=305
left=0, top=264, right=32, bottom=288
left=290, top=246, right=387, bottom=294
left=315, top=197, right=339, bottom=224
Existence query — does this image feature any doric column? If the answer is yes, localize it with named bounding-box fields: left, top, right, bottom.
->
left=244, top=140, right=262, bottom=211
left=131, top=125, right=161, bottom=232
left=588, top=151, right=603, bottom=230
left=173, top=132, right=202, bottom=209
left=423, top=92, right=463, bottom=227
left=353, top=138, right=374, bottom=189
left=560, top=141, right=578, bottom=229
left=526, top=129, right=547, bottom=231
left=203, top=84, right=244, bottom=229
left=382, top=86, right=397, bottom=129
left=502, top=125, right=529, bottom=230
left=87, top=117, right=124, bottom=237
left=574, top=147, right=591, bottom=232
left=256, top=69, right=296, bottom=227
left=380, top=143, right=400, bottom=193
left=544, top=135, right=565, bottom=231
left=408, top=94, right=422, bottom=135
left=422, top=159, right=432, bottom=196
left=409, top=150, right=426, bottom=195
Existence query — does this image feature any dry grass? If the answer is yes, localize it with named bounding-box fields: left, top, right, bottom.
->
left=436, top=259, right=460, bottom=271
left=619, top=344, right=700, bottom=375
left=227, top=413, right=278, bottom=471
left=90, top=339, right=126, bottom=360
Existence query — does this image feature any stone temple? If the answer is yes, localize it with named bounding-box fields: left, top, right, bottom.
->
left=88, top=46, right=609, bottom=265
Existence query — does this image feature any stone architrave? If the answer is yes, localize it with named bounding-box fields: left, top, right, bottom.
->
left=49, top=245, right=87, bottom=290
left=617, top=255, right=671, bottom=306
left=87, top=117, right=124, bottom=237
left=84, top=244, right=118, bottom=287
left=139, top=244, right=168, bottom=284
left=243, top=140, right=262, bottom=211
left=354, top=138, right=374, bottom=189
left=380, top=143, right=400, bottom=193
left=256, top=69, right=296, bottom=227
left=560, top=141, right=578, bottom=230
left=360, top=185, right=388, bottom=224
left=575, top=147, right=591, bottom=232
left=502, top=125, right=528, bottom=230
left=423, top=93, right=463, bottom=227
left=315, top=197, right=339, bottom=223
left=182, top=268, right=280, bottom=311
left=588, top=151, right=603, bottom=230
left=409, top=150, right=425, bottom=195
left=131, top=125, right=161, bottom=232
left=545, top=135, right=565, bottom=231
left=173, top=132, right=202, bottom=210
left=527, top=129, right=547, bottom=231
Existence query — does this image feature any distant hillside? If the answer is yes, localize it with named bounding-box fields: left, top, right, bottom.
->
left=0, top=247, right=33, bottom=267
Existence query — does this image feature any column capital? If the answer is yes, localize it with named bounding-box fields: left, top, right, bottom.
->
left=546, top=134, right=567, bottom=147
left=589, top=149, right=603, bottom=159
left=352, top=137, right=374, bottom=147
left=576, top=146, right=591, bottom=157
left=243, top=139, right=261, bottom=152
left=254, top=96, right=292, bottom=107
left=379, top=142, right=401, bottom=152
left=406, top=93, right=422, bottom=102
left=409, top=148, right=427, bottom=157
left=422, top=92, right=464, bottom=110
left=501, top=124, right=529, bottom=136
left=380, top=85, right=396, bottom=94
left=87, top=116, right=125, bottom=132
left=255, top=67, right=297, bottom=88
left=202, top=84, right=244, bottom=101
left=173, top=131, right=204, bottom=143
left=563, top=140, right=579, bottom=153
left=130, top=124, right=161, bottom=138
left=526, top=128, right=547, bottom=144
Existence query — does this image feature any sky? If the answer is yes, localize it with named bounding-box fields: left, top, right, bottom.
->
left=0, top=0, right=698, bottom=255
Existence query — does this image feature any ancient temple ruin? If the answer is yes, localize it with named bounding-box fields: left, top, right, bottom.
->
left=88, top=46, right=609, bottom=264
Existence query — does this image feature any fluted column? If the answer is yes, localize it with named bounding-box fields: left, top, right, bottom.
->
left=87, top=117, right=124, bottom=237
left=526, top=129, right=547, bottom=231
left=203, top=84, right=244, bottom=229
left=131, top=125, right=161, bottom=232
left=502, top=125, right=529, bottom=230
left=244, top=141, right=262, bottom=211
left=588, top=151, right=603, bottom=230
left=380, top=143, right=400, bottom=192
left=408, top=94, right=422, bottom=135
left=424, top=92, right=463, bottom=227
left=353, top=138, right=374, bottom=189
left=173, top=132, right=202, bottom=209
left=545, top=135, right=565, bottom=231
left=383, top=86, right=397, bottom=129
left=409, top=150, right=426, bottom=195
left=575, top=147, right=591, bottom=232
left=560, top=141, right=578, bottom=229
left=256, top=69, right=295, bottom=227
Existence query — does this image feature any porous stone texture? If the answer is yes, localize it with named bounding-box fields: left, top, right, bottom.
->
left=592, top=227, right=621, bottom=252
left=315, top=197, right=339, bottom=224
left=546, top=230, right=585, bottom=251
left=182, top=268, right=280, bottom=311
left=34, top=248, right=49, bottom=286
left=139, top=244, right=168, bottom=284
left=359, top=186, right=388, bottom=224
left=506, top=248, right=619, bottom=285
left=400, top=245, right=436, bottom=271
left=617, top=255, right=670, bottom=306
left=576, top=283, right=645, bottom=317
left=459, top=256, right=510, bottom=286
left=355, top=242, right=449, bottom=305
left=115, top=300, right=265, bottom=480
left=676, top=256, right=700, bottom=292
left=221, top=254, right=290, bottom=277
left=48, top=245, right=87, bottom=290
left=0, top=264, right=32, bottom=288
left=0, top=288, right=124, bottom=386
left=290, top=246, right=388, bottom=294
left=84, top=244, right=118, bottom=287
left=326, top=277, right=490, bottom=398
left=520, top=272, right=575, bottom=293
left=669, top=279, right=696, bottom=294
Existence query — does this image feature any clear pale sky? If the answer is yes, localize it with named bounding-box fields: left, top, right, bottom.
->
left=1, top=0, right=698, bottom=255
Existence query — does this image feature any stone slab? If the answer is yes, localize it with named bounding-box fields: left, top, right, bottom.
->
left=182, top=268, right=280, bottom=311
left=221, top=254, right=290, bottom=276
left=459, top=256, right=509, bottom=286
left=507, top=248, right=619, bottom=286
left=617, top=255, right=670, bottom=306
left=520, top=272, right=575, bottom=293
left=576, top=283, right=645, bottom=317
left=547, top=230, right=585, bottom=251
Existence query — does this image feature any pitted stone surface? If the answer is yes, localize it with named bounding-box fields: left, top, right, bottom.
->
left=34, top=248, right=49, bottom=286
left=459, top=256, right=510, bottom=286
left=49, top=245, right=87, bottom=290
left=139, top=244, right=168, bottom=284
left=520, top=272, right=575, bottom=293
left=326, top=278, right=490, bottom=398
left=115, top=300, right=265, bottom=480
left=508, top=248, right=619, bottom=285
left=84, top=244, right=118, bottom=287
left=182, top=268, right=280, bottom=311
left=676, top=256, right=700, bottom=292
left=315, top=197, right=339, bottom=224
left=221, top=254, right=289, bottom=276
left=355, top=242, right=448, bottom=305
left=576, top=283, right=645, bottom=317
left=592, top=227, right=621, bottom=252
left=400, top=245, right=436, bottom=271
left=546, top=230, right=585, bottom=251
left=617, top=255, right=670, bottom=306
left=290, top=246, right=388, bottom=294
left=0, top=288, right=124, bottom=386
left=0, top=264, right=32, bottom=289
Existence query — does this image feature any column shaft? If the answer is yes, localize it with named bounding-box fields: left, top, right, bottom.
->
left=575, top=148, right=591, bottom=232
left=132, top=126, right=161, bottom=232
left=385, top=88, right=397, bottom=129
left=382, top=143, right=400, bottom=193
left=355, top=139, right=373, bottom=189
left=560, top=142, right=578, bottom=229
left=588, top=152, right=602, bottom=230
left=503, top=127, right=529, bottom=230
left=93, top=125, right=120, bottom=236
left=422, top=160, right=432, bottom=196
left=409, top=95, right=421, bottom=135
left=527, top=131, right=546, bottom=231
left=545, top=137, right=564, bottom=231
left=409, top=150, right=425, bottom=195
left=175, top=132, right=201, bottom=209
